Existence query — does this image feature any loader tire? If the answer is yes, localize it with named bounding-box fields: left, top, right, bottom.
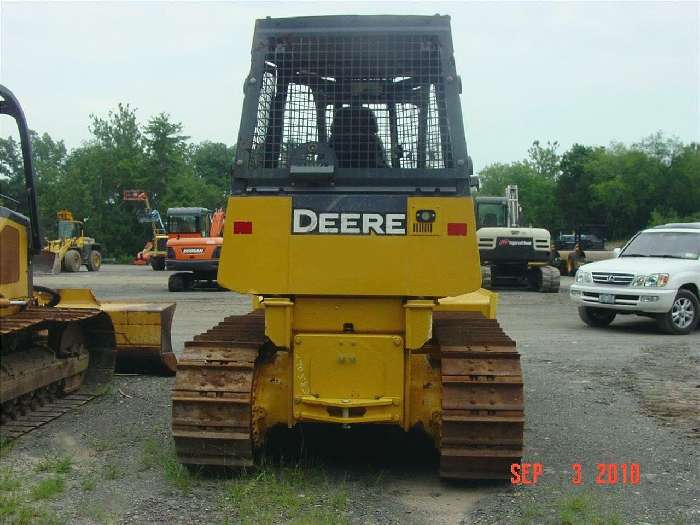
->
left=481, top=265, right=492, bottom=289
left=87, top=250, right=102, bottom=272
left=150, top=257, right=165, bottom=271
left=62, top=249, right=82, bottom=272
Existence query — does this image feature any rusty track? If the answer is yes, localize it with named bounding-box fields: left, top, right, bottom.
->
left=0, top=390, right=95, bottom=441
left=1, top=306, right=105, bottom=441
left=170, top=309, right=522, bottom=479
left=171, top=311, right=264, bottom=467
left=0, top=306, right=101, bottom=335
left=433, top=311, right=524, bottom=480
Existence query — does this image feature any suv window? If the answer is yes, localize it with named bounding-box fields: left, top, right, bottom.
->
left=621, top=231, right=700, bottom=259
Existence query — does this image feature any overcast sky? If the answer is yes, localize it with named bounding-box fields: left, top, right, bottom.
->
left=1, top=1, right=698, bottom=169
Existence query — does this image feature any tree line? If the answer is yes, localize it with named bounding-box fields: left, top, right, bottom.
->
left=1, top=103, right=698, bottom=258
left=478, top=134, right=699, bottom=241
left=0, top=104, right=234, bottom=260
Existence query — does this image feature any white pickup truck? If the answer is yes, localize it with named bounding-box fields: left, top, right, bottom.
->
left=570, top=223, right=700, bottom=335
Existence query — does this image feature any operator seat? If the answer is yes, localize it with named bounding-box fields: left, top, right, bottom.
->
left=483, top=213, right=498, bottom=227
left=329, top=105, right=387, bottom=168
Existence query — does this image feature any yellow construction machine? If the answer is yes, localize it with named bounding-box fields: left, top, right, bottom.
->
left=36, top=210, right=102, bottom=274
left=171, top=15, right=524, bottom=479
left=0, top=85, right=176, bottom=438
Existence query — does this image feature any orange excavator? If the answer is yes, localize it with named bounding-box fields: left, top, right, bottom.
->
left=165, top=207, right=225, bottom=291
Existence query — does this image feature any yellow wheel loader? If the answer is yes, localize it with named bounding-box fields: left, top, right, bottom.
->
left=36, top=210, right=102, bottom=274
left=0, top=85, right=176, bottom=439
left=171, top=15, right=524, bottom=480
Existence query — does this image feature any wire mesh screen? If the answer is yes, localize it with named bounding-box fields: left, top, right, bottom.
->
left=249, top=33, right=453, bottom=171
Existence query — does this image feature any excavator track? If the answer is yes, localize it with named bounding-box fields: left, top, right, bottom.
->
left=171, top=310, right=265, bottom=467
left=537, top=265, right=561, bottom=293
left=433, top=311, right=524, bottom=480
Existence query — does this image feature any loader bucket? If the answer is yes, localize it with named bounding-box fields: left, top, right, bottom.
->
left=56, top=288, right=177, bottom=375
left=33, top=249, right=60, bottom=274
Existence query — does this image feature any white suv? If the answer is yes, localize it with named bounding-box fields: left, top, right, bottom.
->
left=570, top=223, right=700, bottom=335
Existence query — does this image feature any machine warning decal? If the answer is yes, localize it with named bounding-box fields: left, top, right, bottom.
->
left=291, top=194, right=406, bottom=235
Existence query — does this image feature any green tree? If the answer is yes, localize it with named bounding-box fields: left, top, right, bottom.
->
left=556, top=144, right=600, bottom=232
left=190, top=141, right=235, bottom=195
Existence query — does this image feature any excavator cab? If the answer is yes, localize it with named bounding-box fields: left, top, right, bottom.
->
left=172, top=16, right=523, bottom=480
left=167, top=207, right=211, bottom=237
left=165, top=207, right=224, bottom=291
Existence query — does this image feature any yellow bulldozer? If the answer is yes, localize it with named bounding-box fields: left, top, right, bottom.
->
left=0, top=85, right=176, bottom=438
left=171, top=15, right=524, bottom=480
left=36, top=210, right=102, bottom=274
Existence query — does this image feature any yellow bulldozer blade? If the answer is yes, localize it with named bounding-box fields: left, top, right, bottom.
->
left=33, top=249, right=61, bottom=274
left=55, top=288, right=177, bottom=374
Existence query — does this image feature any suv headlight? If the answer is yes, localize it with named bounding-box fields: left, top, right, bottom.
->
left=575, top=270, right=592, bottom=284
left=632, top=273, right=669, bottom=287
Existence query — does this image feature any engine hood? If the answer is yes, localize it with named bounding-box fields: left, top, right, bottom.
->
left=581, top=256, right=698, bottom=274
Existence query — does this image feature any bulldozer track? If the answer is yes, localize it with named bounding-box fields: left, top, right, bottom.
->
left=0, top=307, right=101, bottom=335
left=433, top=311, right=524, bottom=479
left=1, top=307, right=105, bottom=441
left=0, top=390, right=95, bottom=441
left=170, top=309, right=522, bottom=480
left=171, top=310, right=265, bottom=467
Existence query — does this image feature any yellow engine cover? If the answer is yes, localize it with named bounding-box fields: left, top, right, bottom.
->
left=0, top=209, right=30, bottom=304
left=218, top=195, right=481, bottom=297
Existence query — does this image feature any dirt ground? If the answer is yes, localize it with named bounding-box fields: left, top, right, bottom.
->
left=1, top=264, right=698, bottom=524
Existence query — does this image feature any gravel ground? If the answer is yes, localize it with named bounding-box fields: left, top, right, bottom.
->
left=1, top=265, right=697, bottom=524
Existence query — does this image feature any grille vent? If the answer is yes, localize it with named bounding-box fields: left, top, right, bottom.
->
left=413, top=223, right=433, bottom=234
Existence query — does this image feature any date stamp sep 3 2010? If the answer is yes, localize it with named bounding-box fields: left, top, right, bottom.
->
left=510, top=463, right=641, bottom=486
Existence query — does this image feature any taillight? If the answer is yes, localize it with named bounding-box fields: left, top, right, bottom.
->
left=447, top=223, right=467, bottom=236
left=212, top=247, right=221, bottom=259
left=233, top=221, right=253, bottom=234
left=167, top=247, right=175, bottom=258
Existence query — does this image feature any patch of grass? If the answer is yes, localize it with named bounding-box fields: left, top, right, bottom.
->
left=141, top=439, right=197, bottom=492
left=517, top=500, right=545, bottom=525
left=82, top=502, right=113, bottom=524
left=102, top=463, right=123, bottom=481
left=88, top=437, right=114, bottom=453
left=223, top=462, right=349, bottom=525
left=29, top=477, right=65, bottom=501
left=0, top=469, right=21, bottom=492
left=80, top=476, right=96, bottom=492
left=557, top=492, right=623, bottom=525
left=140, top=437, right=161, bottom=470
left=161, top=448, right=197, bottom=492
left=1, top=493, right=61, bottom=525
left=35, top=454, right=72, bottom=474
left=0, top=437, right=14, bottom=459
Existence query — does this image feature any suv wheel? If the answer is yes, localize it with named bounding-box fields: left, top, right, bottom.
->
left=578, top=306, right=616, bottom=327
left=657, top=290, right=699, bottom=335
